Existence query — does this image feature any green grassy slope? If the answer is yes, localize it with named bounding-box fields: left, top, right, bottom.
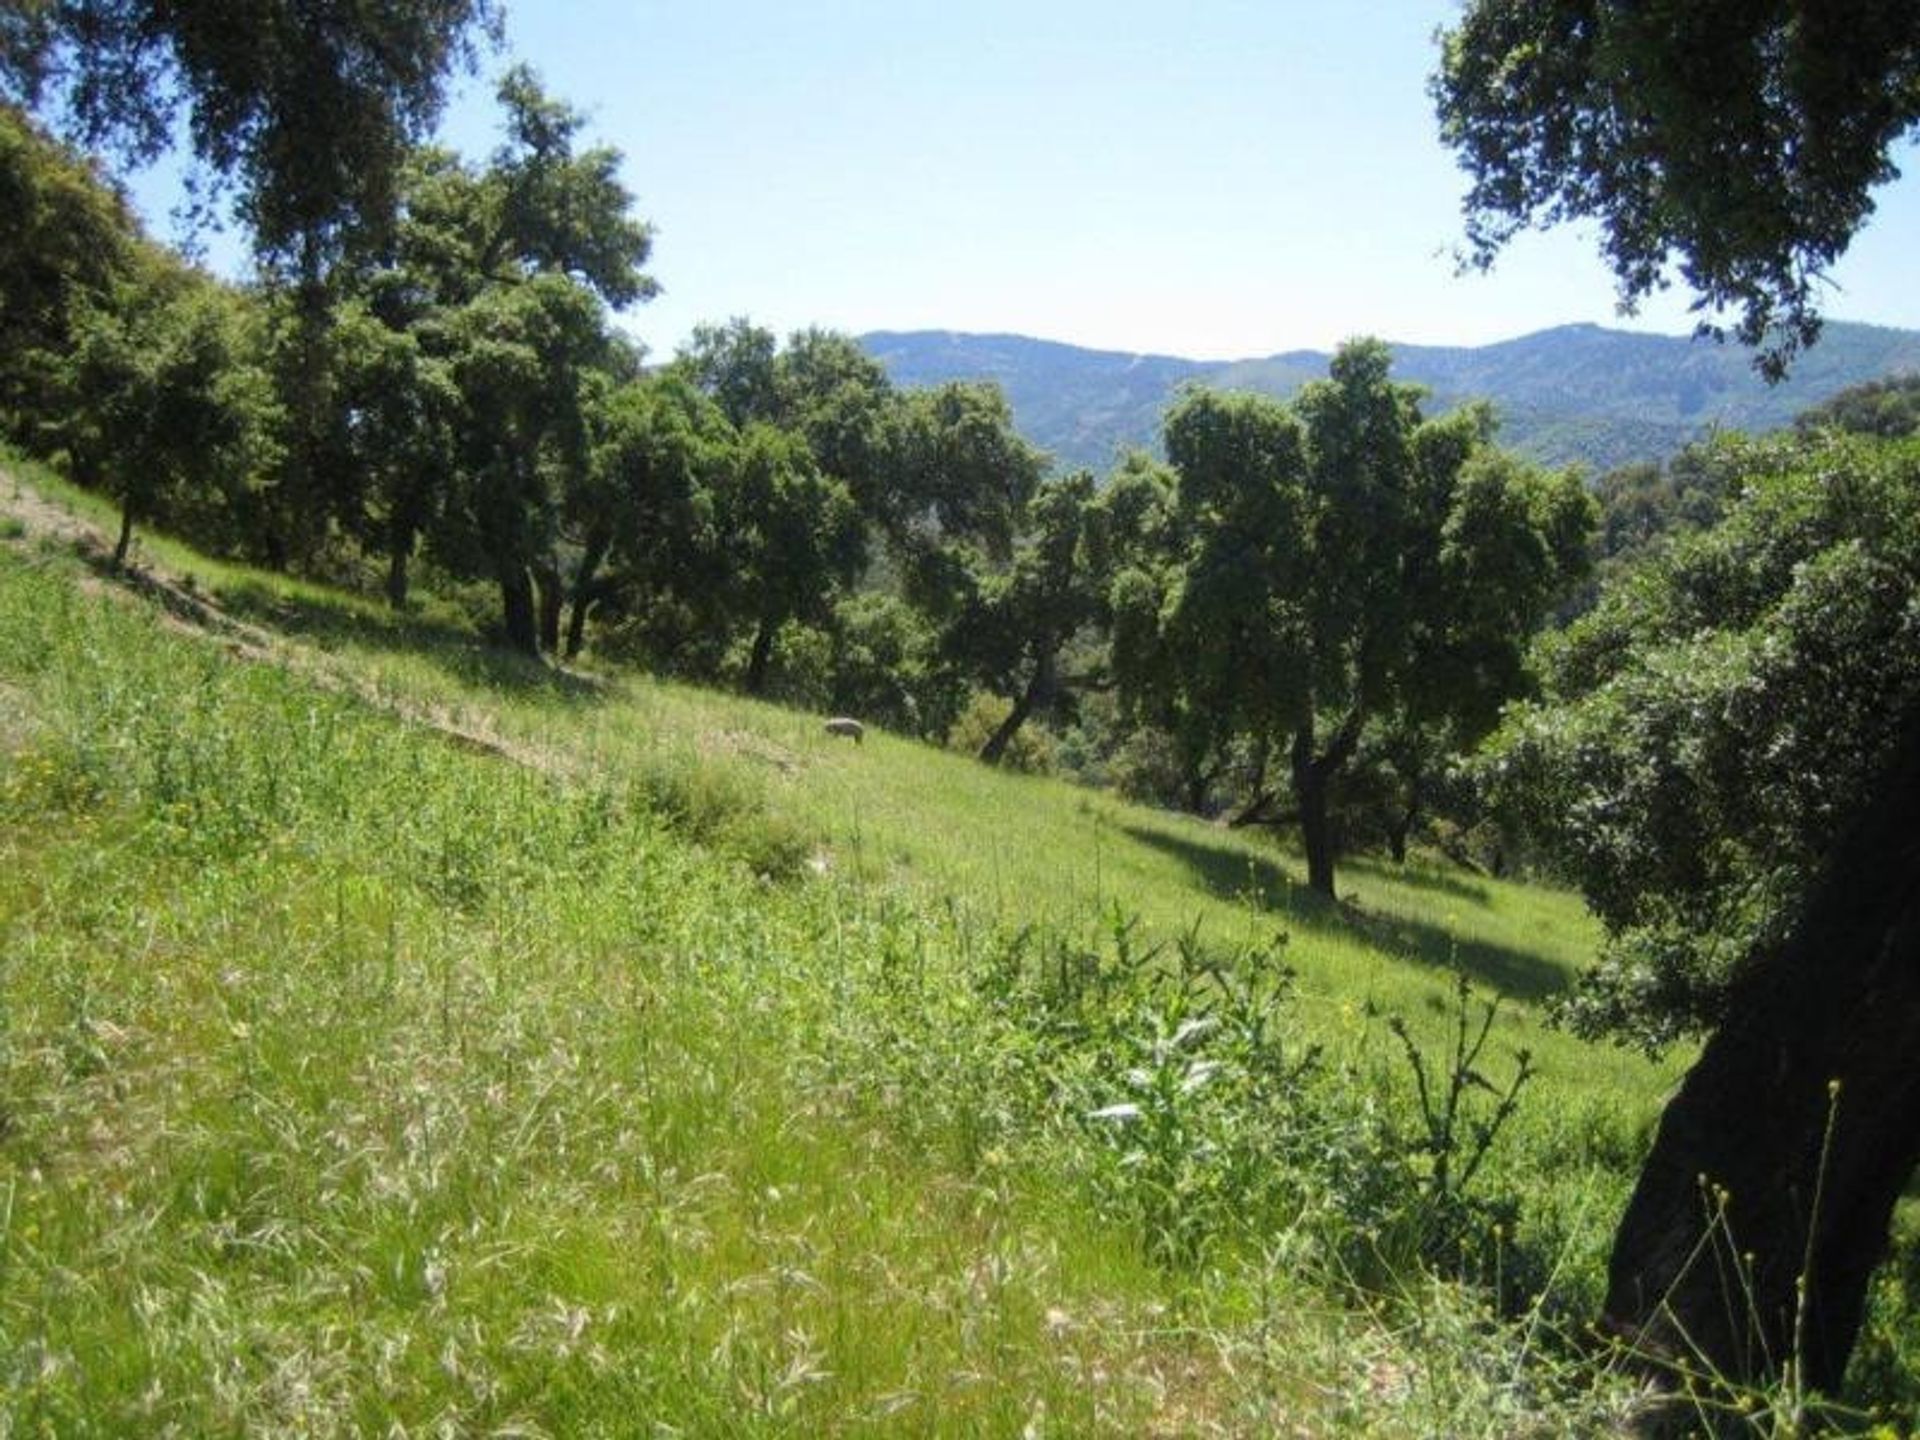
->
left=0, top=465, right=1672, bottom=1434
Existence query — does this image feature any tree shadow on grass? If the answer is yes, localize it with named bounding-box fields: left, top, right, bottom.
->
left=1340, top=851, right=1492, bottom=904
left=1118, top=820, right=1569, bottom=1004
left=215, top=577, right=608, bottom=704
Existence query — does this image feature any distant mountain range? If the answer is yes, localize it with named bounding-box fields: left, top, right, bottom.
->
left=860, top=322, right=1920, bottom=474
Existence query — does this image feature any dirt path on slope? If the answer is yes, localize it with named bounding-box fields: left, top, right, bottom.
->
left=0, top=467, right=567, bottom=775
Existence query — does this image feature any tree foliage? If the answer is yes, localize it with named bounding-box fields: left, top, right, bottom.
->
left=914, top=470, right=1124, bottom=764
left=1116, top=342, right=1592, bottom=897
left=340, top=69, right=654, bottom=651
left=1438, top=2, right=1920, bottom=1403
left=714, top=424, right=866, bottom=695
left=1487, top=430, right=1920, bottom=1400
left=1488, top=430, right=1920, bottom=1046
left=3, top=0, right=500, bottom=272
left=0, top=105, right=139, bottom=439
left=1795, top=372, right=1920, bottom=440
left=57, top=261, right=273, bottom=564
left=562, top=373, right=729, bottom=658
left=1433, top=1, right=1920, bottom=373
left=1589, top=445, right=1736, bottom=569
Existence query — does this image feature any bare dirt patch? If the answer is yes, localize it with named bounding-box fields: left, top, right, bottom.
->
left=2, top=473, right=99, bottom=554
left=700, top=726, right=804, bottom=776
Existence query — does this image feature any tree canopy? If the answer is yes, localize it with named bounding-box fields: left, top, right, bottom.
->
left=1795, top=372, right=1920, bottom=440
left=1491, top=431, right=1920, bottom=1043
left=1115, top=342, right=1593, bottom=898
left=1438, top=6, right=1920, bottom=1399
left=1483, top=429, right=1920, bottom=1397
left=1433, top=1, right=1920, bottom=374
left=0, top=105, right=138, bottom=439
left=3, top=0, right=501, bottom=273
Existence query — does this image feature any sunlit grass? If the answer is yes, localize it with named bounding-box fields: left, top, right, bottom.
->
left=0, top=468, right=1679, bottom=1433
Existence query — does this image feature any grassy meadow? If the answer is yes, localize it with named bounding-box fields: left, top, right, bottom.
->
left=0, top=460, right=1828, bottom=1435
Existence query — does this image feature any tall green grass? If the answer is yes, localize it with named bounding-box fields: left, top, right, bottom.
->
left=0, top=538, right=1184, bottom=1432
left=0, top=473, right=1764, bottom=1434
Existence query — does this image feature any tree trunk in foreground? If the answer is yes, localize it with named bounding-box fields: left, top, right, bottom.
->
left=1293, top=756, right=1336, bottom=899
left=532, top=561, right=563, bottom=657
left=563, top=528, right=611, bottom=659
left=1386, top=803, right=1414, bottom=865
left=563, top=586, right=597, bottom=661
left=385, top=520, right=413, bottom=610
left=1603, top=722, right=1920, bottom=1416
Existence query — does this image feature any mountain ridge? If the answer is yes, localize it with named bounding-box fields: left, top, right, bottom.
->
left=860, top=320, right=1920, bottom=473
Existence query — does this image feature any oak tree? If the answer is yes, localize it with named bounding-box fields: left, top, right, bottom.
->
left=1486, top=432, right=1920, bottom=1396
left=1438, top=1, right=1920, bottom=1400
left=3, top=0, right=500, bottom=277
left=1124, top=343, right=1589, bottom=898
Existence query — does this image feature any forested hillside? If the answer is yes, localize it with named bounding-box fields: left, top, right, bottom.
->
left=864, top=321, right=1920, bottom=473
left=8, top=1, right=1920, bottom=1431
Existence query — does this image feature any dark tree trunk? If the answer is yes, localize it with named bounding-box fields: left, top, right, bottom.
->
left=385, top=520, right=413, bottom=610
left=1293, top=752, right=1336, bottom=899
left=1603, top=723, right=1920, bottom=1413
left=564, top=527, right=611, bottom=659
left=744, top=615, right=777, bottom=695
left=1179, top=740, right=1220, bottom=816
left=261, top=524, right=289, bottom=572
left=979, top=645, right=1056, bottom=765
left=496, top=560, right=540, bottom=657
left=978, top=690, right=1036, bottom=766
left=113, top=501, right=135, bottom=569
left=1387, top=763, right=1426, bottom=865
left=563, top=587, right=598, bottom=661
left=1184, top=766, right=1212, bottom=816
left=270, top=265, right=336, bottom=571
left=1386, top=808, right=1413, bottom=864
left=1289, top=710, right=1364, bottom=900
left=1228, top=737, right=1275, bottom=827
left=532, top=561, right=563, bottom=657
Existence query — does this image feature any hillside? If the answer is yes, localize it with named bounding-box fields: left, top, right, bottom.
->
left=0, top=461, right=1685, bottom=1434
left=863, top=321, right=1920, bottom=474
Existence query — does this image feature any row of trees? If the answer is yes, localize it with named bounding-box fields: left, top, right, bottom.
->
left=4, top=72, right=1598, bottom=907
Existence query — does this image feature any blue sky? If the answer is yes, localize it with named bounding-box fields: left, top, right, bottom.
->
left=133, top=0, right=1920, bottom=362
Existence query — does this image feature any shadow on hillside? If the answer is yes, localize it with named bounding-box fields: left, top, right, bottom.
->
left=215, top=578, right=608, bottom=703
left=1118, top=821, right=1566, bottom=1003
left=1340, top=851, right=1491, bottom=904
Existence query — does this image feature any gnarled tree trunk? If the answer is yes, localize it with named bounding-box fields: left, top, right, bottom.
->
left=386, top=518, right=414, bottom=610
left=564, top=526, right=612, bottom=659
left=1603, top=722, right=1920, bottom=1415
left=113, top=500, right=136, bottom=569
left=979, top=644, right=1056, bottom=765
left=744, top=614, right=778, bottom=695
